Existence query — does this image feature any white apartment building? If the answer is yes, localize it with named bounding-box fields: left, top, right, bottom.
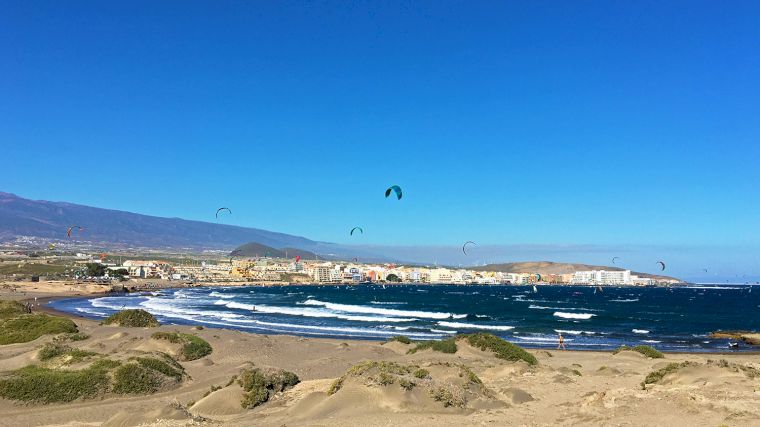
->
left=429, top=268, right=453, bottom=283
left=571, top=270, right=631, bottom=285
left=312, top=266, right=332, bottom=283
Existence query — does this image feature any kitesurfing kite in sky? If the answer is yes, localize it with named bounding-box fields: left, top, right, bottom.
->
left=216, top=207, right=231, bottom=219
left=385, top=185, right=402, bottom=200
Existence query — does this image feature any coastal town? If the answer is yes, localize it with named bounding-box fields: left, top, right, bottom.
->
left=0, top=246, right=680, bottom=286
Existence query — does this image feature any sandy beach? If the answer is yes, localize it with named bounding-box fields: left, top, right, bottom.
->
left=0, top=282, right=758, bottom=427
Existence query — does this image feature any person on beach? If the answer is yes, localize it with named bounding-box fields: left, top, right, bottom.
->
left=557, top=332, right=566, bottom=350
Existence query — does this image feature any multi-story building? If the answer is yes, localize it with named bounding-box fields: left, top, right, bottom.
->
left=571, top=270, right=631, bottom=285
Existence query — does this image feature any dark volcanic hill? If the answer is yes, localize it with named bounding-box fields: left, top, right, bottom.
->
left=0, top=191, right=317, bottom=250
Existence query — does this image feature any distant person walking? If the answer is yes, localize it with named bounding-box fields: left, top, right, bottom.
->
left=557, top=332, right=566, bottom=350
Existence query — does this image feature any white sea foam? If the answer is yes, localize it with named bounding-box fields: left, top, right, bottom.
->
left=223, top=301, right=416, bottom=323
left=302, top=299, right=459, bottom=320
left=642, top=340, right=661, bottom=343
left=514, top=335, right=572, bottom=343
left=436, top=321, right=514, bottom=331
left=75, top=307, right=108, bottom=316
left=632, top=329, right=649, bottom=334
left=554, top=329, right=583, bottom=335
left=218, top=318, right=441, bottom=339
left=553, top=312, right=595, bottom=320
left=430, top=329, right=457, bottom=334
left=609, top=298, right=639, bottom=302
left=369, top=301, right=406, bottom=305
left=209, top=291, right=234, bottom=299
left=531, top=305, right=601, bottom=312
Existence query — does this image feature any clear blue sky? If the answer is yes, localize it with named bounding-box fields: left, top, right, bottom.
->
left=2, top=1, right=759, bottom=279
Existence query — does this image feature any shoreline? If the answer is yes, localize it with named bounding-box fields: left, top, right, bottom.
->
left=29, top=285, right=760, bottom=356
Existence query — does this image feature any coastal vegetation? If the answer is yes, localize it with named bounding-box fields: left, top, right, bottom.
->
left=461, top=333, right=538, bottom=365
left=386, top=335, right=412, bottom=344
left=402, top=333, right=537, bottom=366
left=0, top=300, right=78, bottom=345
left=237, top=366, right=300, bottom=409
left=38, top=343, right=97, bottom=364
left=613, top=345, right=664, bottom=359
left=0, top=351, right=185, bottom=403
left=103, top=309, right=159, bottom=327
left=642, top=361, right=692, bottom=388
left=327, top=360, right=490, bottom=408
left=407, top=337, right=457, bottom=354
left=151, top=331, right=212, bottom=361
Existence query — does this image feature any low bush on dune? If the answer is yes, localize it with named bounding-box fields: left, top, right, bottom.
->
left=460, top=333, right=538, bottom=366
left=237, top=366, right=300, bottom=409
left=613, top=345, right=664, bottom=359
left=327, top=360, right=487, bottom=408
left=0, top=300, right=26, bottom=319
left=386, top=335, right=412, bottom=345
left=53, top=332, right=89, bottom=342
left=0, top=364, right=112, bottom=403
left=0, top=314, right=78, bottom=345
left=642, top=361, right=692, bottom=389
left=407, top=337, right=458, bottom=354
left=38, top=343, right=97, bottom=364
left=151, top=331, right=212, bottom=361
left=0, top=351, right=184, bottom=403
left=103, top=309, right=159, bottom=327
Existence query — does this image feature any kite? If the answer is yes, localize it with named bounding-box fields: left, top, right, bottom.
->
left=612, top=256, right=620, bottom=264
left=385, top=185, right=402, bottom=200
left=350, top=227, right=363, bottom=236
left=462, top=241, right=476, bottom=255
left=657, top=261, right=666, bottom=271
left=66, top=225, right=83, bottom=238
left=216, top=207, right=232, bottom=219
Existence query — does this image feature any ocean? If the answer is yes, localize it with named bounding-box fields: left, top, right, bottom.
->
left=49, top=284, right=760, bottom=352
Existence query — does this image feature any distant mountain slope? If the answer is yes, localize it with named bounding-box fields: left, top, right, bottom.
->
left=0, top=192, right=317, bottom=250
left=230, top=242, right=318, bottom=260
left=475, top=261, right=678, bottom=280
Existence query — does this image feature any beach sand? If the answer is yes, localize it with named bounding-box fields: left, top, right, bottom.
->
left=0, top=283, right=758, bottom=426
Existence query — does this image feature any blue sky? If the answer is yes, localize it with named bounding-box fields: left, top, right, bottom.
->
left=2, top=1, right=759, bottom=280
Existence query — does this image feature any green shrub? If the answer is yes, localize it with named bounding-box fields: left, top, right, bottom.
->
left=327, top=377, right=344, bottom=395
left=38, top=343, right=96, bottom=363
left=53, top=332, right=89, bottom=342
left=387, top=335, right=412, bottom=345
left=407, top=337, right=457, bottom=354
left=613, top=345, right=664, bottom=359
left=151, top=332, right=212, bottom=361
left=429, top=386, right=465, bottom=407
left=103, top=309, right=159, bottom=327
left=135, top=357, right=183, bottom=380
left=642, top=362, right=691, bottom=388
left=0, top=314, right=78, bottom=345
left=459, top=365, right=482, bottom=384
left=0, top=364, right=110, bottom=403
left=238, top=367, right=300, bottom=409
left=0, top=300, right=26, bottom=319
left=460, top=333, right=538, bottom=365
left=399, top=378, right=416, bottom=390
left=413, top=368, right=430, bottom=379
left=112, top=363, right=163, bottom=394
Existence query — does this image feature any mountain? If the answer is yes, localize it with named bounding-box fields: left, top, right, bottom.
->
left=0, top=192, right=318, bottom=250
left=475, top=261, right=678, bottom=280
left=230, top=242, right=318, bottom=260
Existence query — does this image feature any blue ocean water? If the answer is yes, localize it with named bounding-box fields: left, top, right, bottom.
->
left=49, top=284, right=760, bottom=352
